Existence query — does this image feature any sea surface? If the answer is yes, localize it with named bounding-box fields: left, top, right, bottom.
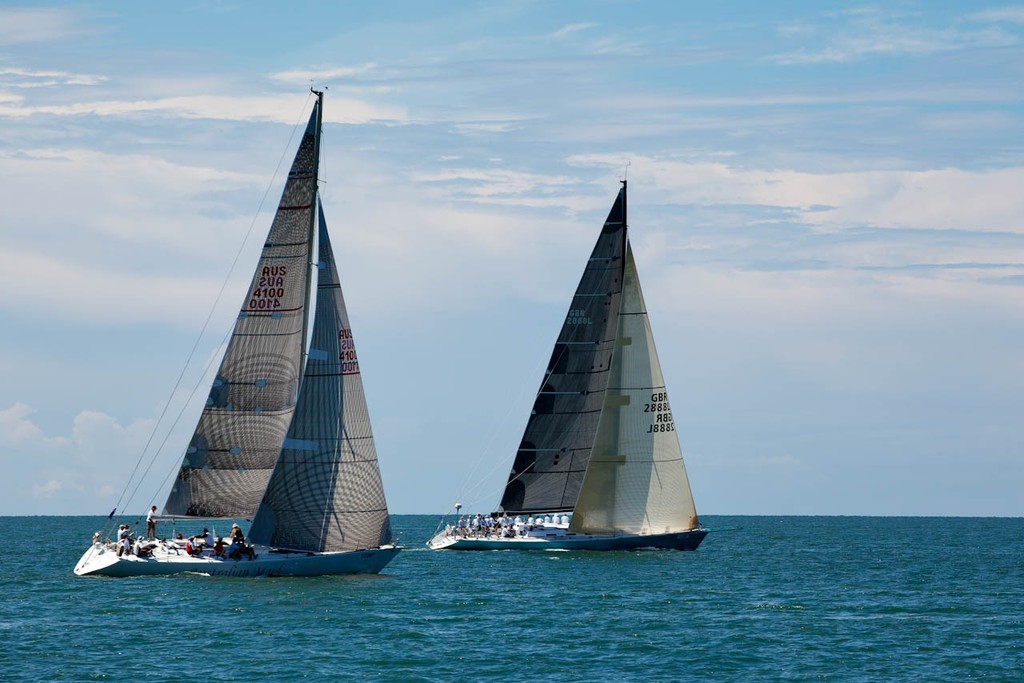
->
left=1, top=515, right=1021, bottom=682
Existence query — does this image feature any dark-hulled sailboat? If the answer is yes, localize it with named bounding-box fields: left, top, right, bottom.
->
left=429, top=182, right=706, bottom=551
left=75, top=92, right=400, bottom=577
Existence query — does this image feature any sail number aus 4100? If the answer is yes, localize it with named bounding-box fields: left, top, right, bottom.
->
left=248, top=266, right=288, bottom=310
left=644, top=391, right=675, bottom=433
left=339, top=327, right=360, bottom=375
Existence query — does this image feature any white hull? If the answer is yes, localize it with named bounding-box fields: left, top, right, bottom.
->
left=73, top=542, right=401, bottom=578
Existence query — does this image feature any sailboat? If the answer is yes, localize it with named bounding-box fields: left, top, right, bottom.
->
left=74, top=91, right=400, bottom=577
left=428, top=181, right=707, bottom=551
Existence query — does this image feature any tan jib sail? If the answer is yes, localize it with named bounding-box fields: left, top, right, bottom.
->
left=163, top=100, right=322, bottom=518
left=569, top=242, right=699, bottom=535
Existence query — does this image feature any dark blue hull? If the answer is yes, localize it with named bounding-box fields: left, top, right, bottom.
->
left=429, top=528, right=708, bottom=551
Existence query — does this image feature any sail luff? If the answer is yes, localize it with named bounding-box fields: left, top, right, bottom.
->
left=162, top=100, right=322, bottom=519
left=299, top=90, right=324, bottom=368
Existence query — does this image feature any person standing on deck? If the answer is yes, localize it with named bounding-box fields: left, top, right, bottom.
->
left=146, top=506, right=158, bottom=540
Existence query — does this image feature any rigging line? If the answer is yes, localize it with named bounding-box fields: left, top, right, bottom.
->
left=449, top=321, right=578, bottom=503
left=437, top=244, right=620, bottom=519
left=446, top=322, right=590, bottom=514
left=428, top=349, right=575, bottom=535
left=445, top=346, right=552, bottom=513
left=124, top=320, right=235, bottom=526
left=109, top=93, right=316, bottom=534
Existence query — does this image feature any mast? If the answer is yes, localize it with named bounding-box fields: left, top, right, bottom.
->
left=621, top=178, right=627, bottom=232
left=595, top=180, right=628, bottom=522
left=301, top=88, right=324, bottom=368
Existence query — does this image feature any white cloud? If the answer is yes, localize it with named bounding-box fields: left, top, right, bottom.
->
left=771, top=10, right=1019, bottom=64
left=32, top=479, right=67, bottom=498
left=595, top=87, right=1019, bottom=112
left=0, top=94, right=407, bottom=125
left=569, top=153, right=1024, bottom=233
left=0, top=403, right=163, bottom=513
left=588, top=36, right=647, bottom=56
left=0, top=7, right=87, bottom=46
left=269, top=63, right=378, bottom=84
left=655, top=262, right=1024, bottom=322
left=0, top=246, right=235, bottom=326
left=0, top=146, right=264, bottom=244
left=549, top=23, right=598, bottom=39
left=0, top=66, right=105, bottom=88
left=0, top=146, right=272, bottom=325
left=970, top=7, right=1024, bottom=24
left=0, top=403, right=70, bottom=447
left=449, top=121, right=523, bottom=135
left=412, top=167, right=577, bottom=198
left=72, top=409, right=142, bottom=446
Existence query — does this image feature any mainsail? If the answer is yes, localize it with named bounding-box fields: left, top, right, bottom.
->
left=164, top=101, right=322, bottom=518
left=248, top=206, right=393, bottom=552
left=498, top=187, right=627, bottom=515
left=498, top=181, right=699, bottom=534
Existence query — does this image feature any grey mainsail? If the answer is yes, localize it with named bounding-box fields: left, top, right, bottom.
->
left=498, top=187, right=627, bottom=515
left=164, top=101, right=321, bottom=518
left=248, top=206, right=393, bottom=552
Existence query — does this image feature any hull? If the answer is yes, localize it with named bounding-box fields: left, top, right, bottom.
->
left=73, top=542, right=401, bottom=578
left=428, top=528, right=707, bottom=552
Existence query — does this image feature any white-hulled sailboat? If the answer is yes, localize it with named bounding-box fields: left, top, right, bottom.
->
left=429, top=181, right=706, bottom=551
left=74, top=91, right=400, bottom=577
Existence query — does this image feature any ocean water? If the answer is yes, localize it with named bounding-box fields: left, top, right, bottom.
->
left=1, top=515, right=1021, bottom=682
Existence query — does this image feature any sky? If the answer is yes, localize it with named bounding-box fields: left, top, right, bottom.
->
left=1, top=1, right=1022, bottom=518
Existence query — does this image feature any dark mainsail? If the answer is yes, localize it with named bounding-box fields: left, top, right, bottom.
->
left=164, top=101, right=321, bottom=518
left=498, top=185, right=627, bottom=515
left=248, top=206, right=393, bottom=552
